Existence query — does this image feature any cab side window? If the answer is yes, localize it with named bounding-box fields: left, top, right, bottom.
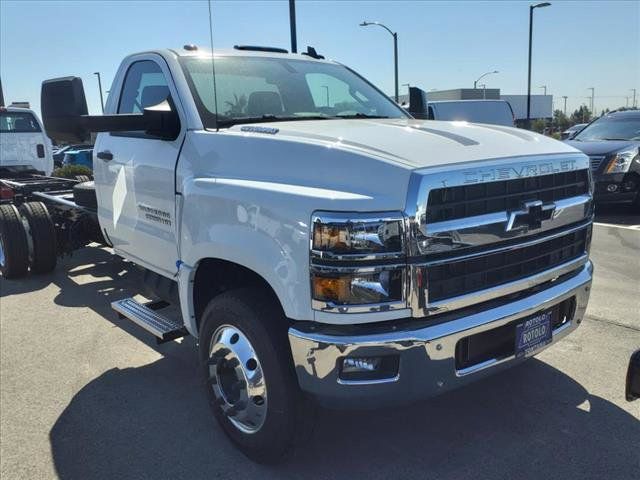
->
left=118, top=60, right=171, bottom=114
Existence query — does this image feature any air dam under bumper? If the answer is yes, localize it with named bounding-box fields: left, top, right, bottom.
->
left=288, top=262, right=593, bottom=409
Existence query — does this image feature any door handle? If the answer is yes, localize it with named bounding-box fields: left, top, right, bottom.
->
left=97, top=150, right=113, bottom=161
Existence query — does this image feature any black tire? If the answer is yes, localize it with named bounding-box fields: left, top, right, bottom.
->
left=0, top=204, right=29, bottom=279
left=73, top=181, right=97, bottom=209
left=19, top=202, right=57, bottom=274
left=198, top=288, right=314, bottom=463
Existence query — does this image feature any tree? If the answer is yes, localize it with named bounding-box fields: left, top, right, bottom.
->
left=531, top=118, right=546, bottom=133
left=552, top=109, right=570, bottom=131
left=570, top=105, right=592, bottom=124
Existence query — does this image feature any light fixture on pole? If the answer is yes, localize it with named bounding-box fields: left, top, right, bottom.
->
left=360, top=21, right=399, bottom=102
left=526, top=2, right=551, bottom=129
left=93, top=71, right=105, bottom=114
left=474, top=70, right=498, bottom=89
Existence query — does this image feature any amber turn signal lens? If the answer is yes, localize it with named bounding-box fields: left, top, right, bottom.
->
left=312, top=276, right=351, bottom=303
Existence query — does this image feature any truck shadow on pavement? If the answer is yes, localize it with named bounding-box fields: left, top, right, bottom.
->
left=49, top=354, right=640, bottom=480
left=0, top=246, right=167, bottom=352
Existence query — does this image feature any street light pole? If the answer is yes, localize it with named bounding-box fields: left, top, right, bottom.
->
left=289, top=0, right=297, bottom=53
left=588, top=87, right=594, bottom=114
left=93, top=71, right=104, bottom=114
left=479, top=84, right=487, bottom=99
left=631, top=88, right=637, bottom=108
left=474, top=70, right=498, bottom=89
left=562, top=95, right=568, bottom=116
left=360, top=21, right=399, bottom=102
left=527, top=2, right=551, bottom=129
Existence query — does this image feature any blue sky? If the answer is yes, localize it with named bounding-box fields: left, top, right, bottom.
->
left=1, top=0, right=638, bottom=117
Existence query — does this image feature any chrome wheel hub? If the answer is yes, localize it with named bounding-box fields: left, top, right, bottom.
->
left=208, top=325, right=267, bottom=434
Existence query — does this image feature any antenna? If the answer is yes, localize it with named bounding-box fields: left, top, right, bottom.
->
left=207, top=0, right=219, bottom=130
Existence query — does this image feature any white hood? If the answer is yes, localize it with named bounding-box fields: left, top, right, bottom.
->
left=230, top=118, right=580, bottom=170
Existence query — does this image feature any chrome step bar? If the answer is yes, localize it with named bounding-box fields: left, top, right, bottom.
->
left=111, top=298, right=186, bottom=343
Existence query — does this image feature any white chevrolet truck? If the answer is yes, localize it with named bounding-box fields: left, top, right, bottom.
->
left=0, top=45, right=594, bottom=462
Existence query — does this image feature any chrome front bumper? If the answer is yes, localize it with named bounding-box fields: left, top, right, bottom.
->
left=288, top=262, right=593, bottom=408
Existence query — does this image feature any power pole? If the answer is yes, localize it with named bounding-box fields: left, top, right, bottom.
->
left=588, top=87, right=594, bottom=114
left=632, top=88, right=637, bottom=108
left=289, top=0, right=297, bottom=53
left=562, top=95, right=567, bottom=116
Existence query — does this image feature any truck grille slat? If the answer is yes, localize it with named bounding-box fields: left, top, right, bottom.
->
left=426, top=170, right=590, bottom=223
left=427, top=227, right=588, bottom=302
left=589, top=155, right=605, bottom=172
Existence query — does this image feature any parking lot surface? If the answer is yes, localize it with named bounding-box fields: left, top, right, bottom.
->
left=1, top=216, right=639, bottom=480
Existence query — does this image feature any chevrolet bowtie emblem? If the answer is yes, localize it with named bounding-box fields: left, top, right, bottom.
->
left=506, top=200, right=556, bottom=232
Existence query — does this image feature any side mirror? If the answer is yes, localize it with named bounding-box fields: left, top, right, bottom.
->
left=408, top=87, right=428, bottom=119
left=626, top=349, right=640, bottom=401
left=41, top=77, right=90, bottom=143
left=41, top=76, right=180, bottom=143
left=144, top=99, right=180, bottom=140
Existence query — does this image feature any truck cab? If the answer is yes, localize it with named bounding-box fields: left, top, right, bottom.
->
left=0, top=106, right=54, bottom=177
left=32, top=46, right=594, bottom=463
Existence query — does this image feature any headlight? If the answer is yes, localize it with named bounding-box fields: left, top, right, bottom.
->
left=312, top=214, right=404, bottom=257
left=605, top=148, right=639, bottom=174
left=310, top=212, right=406, bottom=311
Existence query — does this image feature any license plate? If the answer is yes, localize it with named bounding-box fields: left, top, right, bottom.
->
left=515, top=310, right=553, bottom=358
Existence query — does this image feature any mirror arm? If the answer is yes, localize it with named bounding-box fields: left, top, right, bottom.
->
left=80, top=113, right=147, bottom=133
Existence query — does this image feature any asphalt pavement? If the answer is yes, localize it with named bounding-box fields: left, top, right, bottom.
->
left=1, top=212, right=639, bottom=480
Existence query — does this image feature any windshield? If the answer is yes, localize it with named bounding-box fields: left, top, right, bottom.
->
left=573, top=115, right=640, bottom=141
left=0, top=112, right=41, bottom=133
left=180, top=56, right=408, bottom=128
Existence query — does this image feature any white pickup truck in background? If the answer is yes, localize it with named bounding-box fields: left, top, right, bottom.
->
left=0, top=106, right=54, bottom=176
left=0, top=45, right=594, bottom=463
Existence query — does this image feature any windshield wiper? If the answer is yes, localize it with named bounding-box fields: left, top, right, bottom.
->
left=217, top=114, right=330, bottom=128
left=334, top=113, right=389, bottom=119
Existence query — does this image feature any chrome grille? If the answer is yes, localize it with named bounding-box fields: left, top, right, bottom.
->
left=427, top=170, right=589, bottom=223
left=427, top=226, right=588, bottom=302
left=589, top=155, right=605, bottom=172
left=405, top=154, right=593, bottom=317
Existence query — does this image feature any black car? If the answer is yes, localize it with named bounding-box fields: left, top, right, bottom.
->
left=566, top=110, right=640, bottom=208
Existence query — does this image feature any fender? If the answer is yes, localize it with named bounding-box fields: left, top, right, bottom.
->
left=177, top=176, right=314, bottom=329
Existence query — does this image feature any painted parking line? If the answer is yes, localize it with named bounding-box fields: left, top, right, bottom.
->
left=593, top=222, right=640, bottom=231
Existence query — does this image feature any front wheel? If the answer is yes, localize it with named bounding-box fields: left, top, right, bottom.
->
left=198, top=288, right=314, bottom=463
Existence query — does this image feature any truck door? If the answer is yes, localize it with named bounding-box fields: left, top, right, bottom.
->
left=93, top=55, right=185, bottom=276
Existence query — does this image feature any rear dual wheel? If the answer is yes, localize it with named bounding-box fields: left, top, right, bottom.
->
left=0, top=202, right=57, bottom=279
left=0, top=204, right=29, bottom=279
left=19, top=202, right=57, bottom=274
